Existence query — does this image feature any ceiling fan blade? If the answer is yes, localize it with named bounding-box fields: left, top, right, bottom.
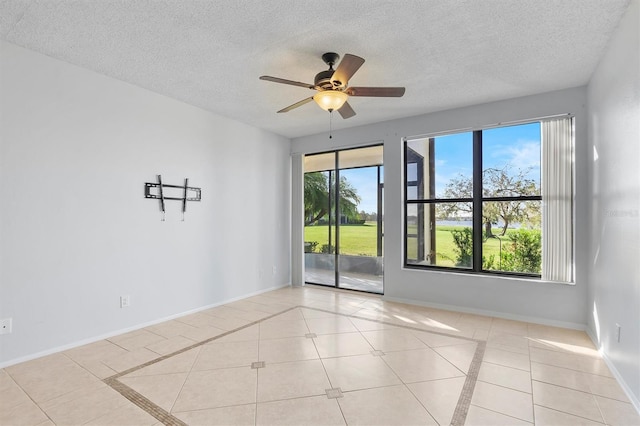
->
left=346, top=87, right=406, bottom=97
left=260, top=76, right=317, bottom=90
left=331, top=54, right=365, bottom=88
left=338, top=101, right=356, bottom=119
left=277, top=97, right=314, bottom=113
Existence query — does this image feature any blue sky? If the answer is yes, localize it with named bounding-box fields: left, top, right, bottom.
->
left=342, top=122, right=541, bottom=214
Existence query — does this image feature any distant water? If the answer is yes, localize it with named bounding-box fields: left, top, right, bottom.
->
left=438, top=220, right=523, bottom=228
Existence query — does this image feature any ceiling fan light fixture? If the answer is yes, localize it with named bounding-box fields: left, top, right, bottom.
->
left=313, top=90, right=348, bottom=112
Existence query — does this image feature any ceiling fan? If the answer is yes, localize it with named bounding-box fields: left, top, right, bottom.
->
left=260, top=52, right=405, bottom=119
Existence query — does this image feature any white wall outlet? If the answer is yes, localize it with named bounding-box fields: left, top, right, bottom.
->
left=616, top=323, right=621, bottom=342
left=0, top=318, right=12, bottom=335
left=120, top=295, right=131, bottom=308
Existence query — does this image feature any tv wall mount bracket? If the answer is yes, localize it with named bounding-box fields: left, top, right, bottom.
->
left=145, top=175, right=201, bottom=221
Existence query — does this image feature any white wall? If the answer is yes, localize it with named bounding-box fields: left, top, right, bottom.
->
left=0, top=41, right=291, bottom=365
left=292, top=87, right=590, bottom=327
left=587, top=0, right=640, bottom=407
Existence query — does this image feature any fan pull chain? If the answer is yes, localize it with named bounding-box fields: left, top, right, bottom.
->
left=329, top=110, right=333, bottom=139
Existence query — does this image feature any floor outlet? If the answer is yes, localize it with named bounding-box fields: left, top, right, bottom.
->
left=0, top=318, right=12, bottom=335
left=120, top=295, right=131, bottom=308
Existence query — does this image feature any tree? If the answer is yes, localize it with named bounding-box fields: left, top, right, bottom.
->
left=439, top=165, right=539, bottom=237
left=304, top=172, right=361, bottom=226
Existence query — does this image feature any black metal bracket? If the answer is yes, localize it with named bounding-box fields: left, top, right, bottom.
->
left=145, top=175, right=201, bottom=221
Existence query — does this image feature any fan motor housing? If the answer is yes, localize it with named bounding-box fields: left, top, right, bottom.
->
left=314, top=69, right=335, bottom=89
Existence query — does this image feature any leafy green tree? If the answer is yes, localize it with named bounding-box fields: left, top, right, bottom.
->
left=439, top=165, right=540, bottom=237
left=304, top=172, right=361, bottom=226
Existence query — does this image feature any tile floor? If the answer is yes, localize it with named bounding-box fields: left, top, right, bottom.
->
left=2, top=286, right=639, bottom=425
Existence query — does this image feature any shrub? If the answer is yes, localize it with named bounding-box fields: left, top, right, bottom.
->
left=320, top=244, right=335, bottom=254
left=450, top=228, right=473, bottom=267
left=304, top=241, right=319, bottom=253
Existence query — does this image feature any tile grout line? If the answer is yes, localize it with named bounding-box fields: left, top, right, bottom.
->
left=450, top=340, right=486, bottom=426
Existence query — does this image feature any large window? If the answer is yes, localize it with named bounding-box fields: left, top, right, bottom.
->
left=404, top=119, right=573, bottom=281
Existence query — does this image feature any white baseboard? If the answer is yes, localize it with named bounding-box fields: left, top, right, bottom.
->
left=382, top=295, right=587, bottom=331
left=585, top=327, right=640, bottom=415
left=0, top=283, right=291, bottom=370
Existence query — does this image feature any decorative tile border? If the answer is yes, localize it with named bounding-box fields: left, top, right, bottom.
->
left=103, top=304, right=485, bottom=425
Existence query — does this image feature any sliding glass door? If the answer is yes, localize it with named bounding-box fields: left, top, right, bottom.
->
left=303, top=145, right=383, bottom=294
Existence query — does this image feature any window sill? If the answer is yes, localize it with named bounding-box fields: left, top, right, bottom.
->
left=402, top=263, right=575, bottom=286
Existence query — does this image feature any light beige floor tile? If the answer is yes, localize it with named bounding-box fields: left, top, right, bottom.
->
left=259, top=336, right=319, bottom=363
left=145, top=320, right=200, bottom=339
left=585, top=373, right=629, bottom=401
left=471, top=381, right=533, bottom=422
left=257, top=359, right=331, bottom=402
left=174, top=312, right=221, bottom=328
left=0, top=369, right=32, bottom=410
left=108, top=330, right=167, bottom=351
left=529, top=346, right=580, bottom=370
left=259, top=318, right=309, bottom=339
left=145, top=335, right=197, bottom=356
left=7, top=354, right=104, bottom=404
left=533, top=405, right=604, bottom=425
left=487, top=330, right=530, bottom=353
left=532, top=381, right=603, bottom=422
left=382, top=348, right=465, bottom=383
left=305, top=316, right=359, bottom=334
left=313, top=332, right=373, bottom=358
left=473, top=329, right=490, bottom=340
left=527, top=337, right=600, bottom=358
left=0, top=399, right=49, bottom=426
left=595, top=395, right=640, bottom=426
left=192, top=340, right=258, bottom=370
left=179, top=325, right=227, bottom=342
left=531, top=362, right=591, bottom=392
left=349, top=317, right=397, bottom=331
left=322, top=354, right=401, bottom=391
left=465, top=404, right=532, bottom=425
left=411, top=330, right=472, bottom=348
left=267, top=308, right=306, bottom=321
left=214, top=324, right=259, bottom=342
left=200, top=315, right=252, bottom=331
left=578, top=356, right=615, bottom=378
left=125, top=347, right=201, bottom=377
left=483, top=347, right=531, bottom=371
left=257, top=395, right=345, bottom=426
left=64, top=339, right=128, bottom=364
left=119, top=373, right=188, bottom=412
left=361, top=329, right=427, bottom=352
left=338, top=384, right=437, bottom=425
left=300, top=307, right=339, bottom=319
left=491, top=318, right=529, bottom=335
left=432, top=342, right=477, bottom=374
left=175, top=404, right=256, bottom=426
left=407, top=377, right=465, bottom=425
left=477, top=362, right=532, bottom=393
left=172, top=367, right=257, bottom=412
left=457, top=313, right=493, bottom=330
left=103, top=347, right=160, bottom=373
left=41, top=385, right=129, bottom=425
left=85, top=401, right=158, bottom=425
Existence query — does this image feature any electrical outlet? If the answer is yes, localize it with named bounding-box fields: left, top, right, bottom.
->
left=616, top=323, right=621, bottom=342
left=120, top=295, right=131, bottom=308
left=0, top=318, right=12, bottom=335
left=272, top=266, right=277, bottom=275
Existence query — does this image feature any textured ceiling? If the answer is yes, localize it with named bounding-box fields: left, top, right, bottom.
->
left=0, top=0, right=631, bottom=138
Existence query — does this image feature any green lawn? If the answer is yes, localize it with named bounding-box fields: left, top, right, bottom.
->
left=306, top=223, right=519, bottom=268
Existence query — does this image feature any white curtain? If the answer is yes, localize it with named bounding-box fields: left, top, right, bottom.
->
left=541, top=117, right=574, bottom=282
